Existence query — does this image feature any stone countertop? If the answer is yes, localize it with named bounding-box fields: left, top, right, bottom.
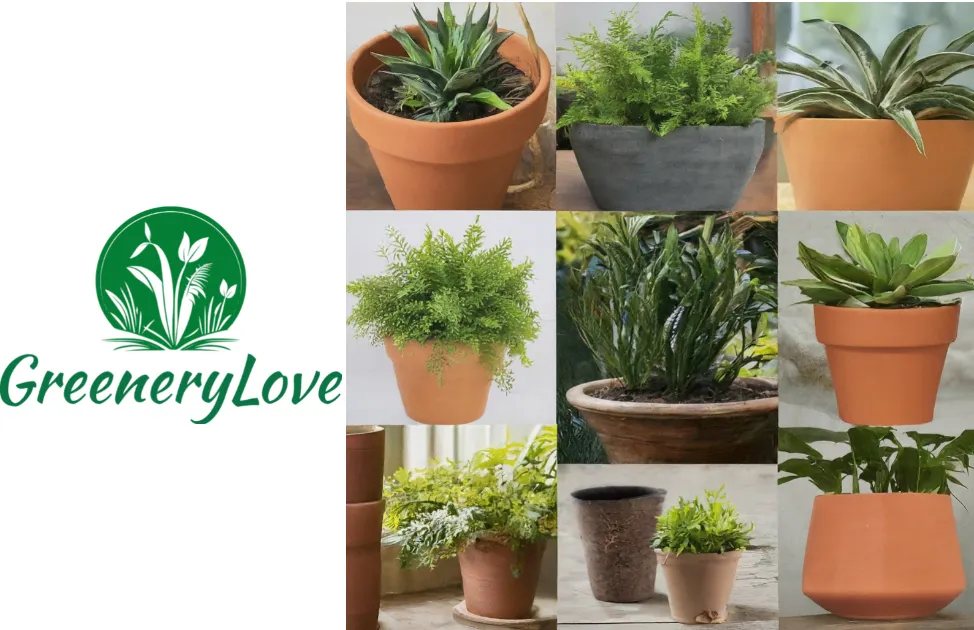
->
left=558, top=464, right=778, bottom=625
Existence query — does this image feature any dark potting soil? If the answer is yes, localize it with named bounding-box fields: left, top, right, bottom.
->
left=363, top=59, right=534, bottom=122
left=592, top=379, right=778, bottom=405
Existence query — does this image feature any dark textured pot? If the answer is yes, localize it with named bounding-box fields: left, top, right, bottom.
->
left=347, top=425, right=385, bottom=503
left=570, top=120, right=765, bottom=211
left=347, top=500, right=385, bottom=630
left=457, top=537, right=546, bottom=620
left=565, top=378, right=778, bottom=464
left=572, top=486, right=667, bottom=603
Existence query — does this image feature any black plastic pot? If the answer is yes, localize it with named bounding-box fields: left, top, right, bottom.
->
left=571, top=486, right=667, bottom=603
left=571, top=120, right=765, bottom=211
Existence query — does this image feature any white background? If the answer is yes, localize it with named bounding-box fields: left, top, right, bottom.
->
left=346, top=211, right=556, bottom=426
left=0, top=1, right=342, bottom=628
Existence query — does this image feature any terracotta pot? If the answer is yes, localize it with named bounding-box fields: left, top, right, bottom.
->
left=572, top=486, right=667, bottom=603
left=346, top=25, right=551, bottom=210
left=347, top=500, right=385, bottom=630
left=457, top=537, right=546, bottom=620
left=565, top=378, right=778, bottom=463
left=814, top=304, right=960, bottom=425
left=347, top=425, right=385, bottom=503
left=803, top=493, right=964, bottom=620
left=779, top=118, right=974, bottom=210
left=657, top=550, right=742, bottom=624
left=385, top=338, right=498, bottom=425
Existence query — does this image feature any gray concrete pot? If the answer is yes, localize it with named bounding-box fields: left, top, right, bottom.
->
left=571, top=120, right=765, bottom=211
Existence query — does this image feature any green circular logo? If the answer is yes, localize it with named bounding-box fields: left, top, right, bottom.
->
left=96, top=207, right=246, bottom=351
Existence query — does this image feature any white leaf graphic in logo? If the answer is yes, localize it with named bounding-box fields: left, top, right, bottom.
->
left=187, top=238, right=208, bottom=263
left=144, top=223, right=152, bottom=241
left=178, top=233, right=191, bottom=262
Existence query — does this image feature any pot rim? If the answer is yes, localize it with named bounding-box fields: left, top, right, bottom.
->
left=346, top=425, right=385, bottom=436
left=813, top=492, right=954, bottom=504
left=565, top=377, right=778, bottom=418
left=777, top=116, right=974, bottom=126
left=573, top=119, right=764, bottom=132
left=655, top=549, right=744, bottom=563
left=813, top=303, right=961, bottom=315
left=570, top=485, right=667, bottom=503
left=346, top=24, right=551, bottom=131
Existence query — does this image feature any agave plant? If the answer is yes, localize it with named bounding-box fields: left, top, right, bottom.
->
left=784, top=221, right=974, bottom=308
left=778, top=20, right=974, bottom=154
left=372, top=3, right=531, bottom=122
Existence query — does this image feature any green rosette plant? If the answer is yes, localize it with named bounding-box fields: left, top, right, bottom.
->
left=558, top=6, right=775, bottom=135
left=784, top=221, right=974, bottom=308
left=779, top=426, right=974, bottom=496
left=346, top=217, right=540, bottom=392
left=383, top=426, right=557, bottom=572
left=778, top=20, right=974, bottom=154
left=651, top=486, right=754, bottom=555
left=371, top=3, right=533, bottom=122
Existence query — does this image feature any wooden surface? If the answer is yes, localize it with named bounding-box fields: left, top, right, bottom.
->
left=555, top=135, right=778, bottom=212
left=378, top=586, right=557, bottom=630
left=780, top=614, right=974, bottom=629
left=558, top=464, right=778, bottom=625
left=778, top=179, right=974, bottom=211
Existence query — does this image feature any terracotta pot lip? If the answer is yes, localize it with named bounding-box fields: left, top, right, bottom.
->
left=346, top=425, right=385, bottom=436
left=813, top=303, right=961, bottom=315
left=570, top=485, right=667, bottom=503
left=655, top=549, right=744, bottom=561
left=777, top=116, right=974, bottom=127
left=565, top=377, right=778, bottom=418
left=347, top=499, right=385, bottom=510
left=814, top=492, right=953, bottom=504
left=346, top=24, right=552, bottom=130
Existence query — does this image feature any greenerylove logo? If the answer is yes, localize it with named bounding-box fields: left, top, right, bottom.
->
left=95, top=207, right=246, bottom=351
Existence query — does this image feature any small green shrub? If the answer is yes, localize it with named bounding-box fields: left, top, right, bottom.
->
left=784, top=221, right=974, bottom=308
left=558, top=6, right=775, bottom=135
left=346, top=218, right=540, bottom=391
left=383, top=427, right=557, bottom=572
left=651, top=486, right=754, bottom=555
left=779, top=426, right=974, bottom=497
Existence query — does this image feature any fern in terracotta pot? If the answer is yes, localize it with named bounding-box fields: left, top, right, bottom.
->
left=347, top=217, right=540, bottom=425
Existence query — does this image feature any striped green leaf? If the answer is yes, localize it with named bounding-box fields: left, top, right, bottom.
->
left=777, top=88, right=880, bottom=119
left=946, top=28, right=974, bottom=53
left=804, top=19, right=882, bottom=100
left=881, top=25, right=930, bottom=89
left=883, top=52, right=974, bottom=107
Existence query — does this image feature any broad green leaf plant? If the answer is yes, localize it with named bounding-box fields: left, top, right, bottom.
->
left=383, top=426, right=557, bottom=573
left=372, top=3, right=533, bottom=122
left=779, top=426, right=974, bottom=497
left=558, top=7, right=775, bottom=135
left=567, top=214, right=775, bottom=400
left=651, top=486, right=754, bottom=555
left=778, top=20, right=974, bottom=154
left=346, top=218, right=540, bottom=392
left=784, top=221, right=974, bottom=308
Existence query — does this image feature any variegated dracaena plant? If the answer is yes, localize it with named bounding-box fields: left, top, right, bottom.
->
left=778, top=20, right=974, bottom=154
left=783, top=221, right=974, bottom=308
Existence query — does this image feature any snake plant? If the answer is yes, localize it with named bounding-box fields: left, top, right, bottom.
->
left=372, top=3, right=528, bottom=122
left=778, top=20, right=974, bottom=154
left=784, top=221, right=974, bottom=308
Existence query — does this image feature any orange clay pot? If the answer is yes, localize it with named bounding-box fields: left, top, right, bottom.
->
left=657, top=550, right=742, bottom=624
left=814, top=304, right=960, bottom=425
left=804, top=493, right=964, bottom=620
left=346, top=426, right=385, bottom=504
left=457, top=537, right=546, bottom=620
left=384, top=339, right=499, bottom=425
left=779, top=118, right=974, bottom=210
left=347, top=499, right=385, bottom=630
left=346, top=25, right=551, bottom=210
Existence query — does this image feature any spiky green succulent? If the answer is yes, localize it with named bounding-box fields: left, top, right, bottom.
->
left=372, top=3, right=530, bottom=122
left=778, top=20, right=974, bottom=154
left=784, top=221, right=974, bottom=308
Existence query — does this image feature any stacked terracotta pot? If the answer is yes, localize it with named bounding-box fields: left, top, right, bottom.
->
left=347, top=426, right=386, bottom=630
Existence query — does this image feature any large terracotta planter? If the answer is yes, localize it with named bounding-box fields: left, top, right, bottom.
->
left=657, top=550, right=742, bottom=624
left=457, top=537, right=546, bottom=620
left=572, top=486, right=667, bottom=603
left=565, top=378, right=778, bottom=463
left=347, top=25, right=551, bottom=210
left=347, top=499, right=385, bottom=630
left=385, top=338, right=498, bottom=425
left=347, top=425, right=385, bottom=503
left=803, top=493, right=964, bottom=620
left=815, top=304, right=960, bottom=425
left=779, top=118, right=974, bottom=210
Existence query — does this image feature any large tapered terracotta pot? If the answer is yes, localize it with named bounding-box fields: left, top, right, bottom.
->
left=565, top=378, right=778, bottom=463
left=815, top=304, right=960, bottom=425
left=657, top=550, right=742, bottom=624
left=347, top=25, right=550, bottom=210
left=385, top=338, right=500, bottom=425
left=572, top=486, right=667, bottom=603
left=803, top=493, right=964, bottom=620
left=347, top=499, right=385, bottom=630
left=779, top=118, right=974, bottom=210
left=347, top=425, right=385, bottom=503
left=457, top=537, right=546, bottom=620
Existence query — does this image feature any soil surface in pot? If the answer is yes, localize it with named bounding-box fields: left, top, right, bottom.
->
left=591, top=379, right=778, bottom=405
left=363, top=59, right=534, bottom=122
